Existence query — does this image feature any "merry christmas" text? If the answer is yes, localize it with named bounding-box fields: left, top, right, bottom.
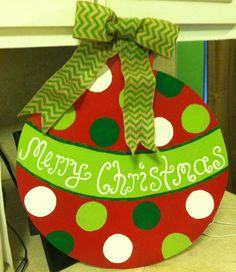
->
left=18, top=135, right=226, bottom=197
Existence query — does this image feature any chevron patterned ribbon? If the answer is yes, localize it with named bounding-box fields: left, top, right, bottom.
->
left=18, top=1, right=179, bottom=154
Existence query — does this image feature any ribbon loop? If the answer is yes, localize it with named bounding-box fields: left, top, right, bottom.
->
left=73, top=1, right=116, bottom=42
left=136, top=18, right=179, bottom=58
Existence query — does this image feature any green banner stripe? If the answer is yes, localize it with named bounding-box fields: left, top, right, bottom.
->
left=26, top=121, right=220, bottom=155
left=17, top=161, right=227, bottom=201
left=17, top=124, right=228, bottom=199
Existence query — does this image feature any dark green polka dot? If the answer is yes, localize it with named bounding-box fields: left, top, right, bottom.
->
left=46, top=231, right=74, bottom=254
left=156, top=72, right=184, bottom=97
left=133, top=202, right=161, bottom=230
left=90, top=117, right=120, bottom=147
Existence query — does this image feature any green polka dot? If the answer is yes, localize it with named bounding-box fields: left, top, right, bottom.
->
left=76, top=201, right=107, bottom=232
left=53, top=106, right=76, bottom=130
left=161, top=233, right=192, bottom=259
left=119, top=90, right=124, bottom=108
left=181, top=104, right=210, bottom=133
left=156, top=72, right=184, bottom=97
left=90, top=117, right=120, bottom=147
left=133, top=202, right=161, bottom=230
left=46, top=231, right=74, bottom=254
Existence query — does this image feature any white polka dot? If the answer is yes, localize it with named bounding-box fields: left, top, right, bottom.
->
left=24, top=186, right=57, bottom=217
left=154, top=117, right=174, bottom=147
left=186, top=190, right=214, bottom=219
left=103, top=234, right=133, bottom=263
left=88, top=65, right=112, bottom=93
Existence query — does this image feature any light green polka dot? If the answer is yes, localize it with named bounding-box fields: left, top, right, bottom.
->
left=119, top=90, right=124, bottom=108
left=76, top=201, right=107, bottom=232
left=53, top=106, right=76, bottom=130
left=181, top=104, right=210, bottom=133
left=161, top=233, right=192, bottom=259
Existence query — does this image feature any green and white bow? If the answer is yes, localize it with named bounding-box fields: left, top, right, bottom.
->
left=19, top=1, right=179, bottom=154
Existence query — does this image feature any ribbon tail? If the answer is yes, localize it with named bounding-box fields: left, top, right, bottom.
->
left=18, top=41, right=119, bottom=133
left=120, top=41, right=157, bottom=154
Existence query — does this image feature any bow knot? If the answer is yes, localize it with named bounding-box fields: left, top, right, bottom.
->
left=73, top=2, right=179, bottom=59
left=107, top=17, right=140, bottom=41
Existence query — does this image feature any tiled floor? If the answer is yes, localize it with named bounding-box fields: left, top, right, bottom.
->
left=3, top=178, right=236, bottom=272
